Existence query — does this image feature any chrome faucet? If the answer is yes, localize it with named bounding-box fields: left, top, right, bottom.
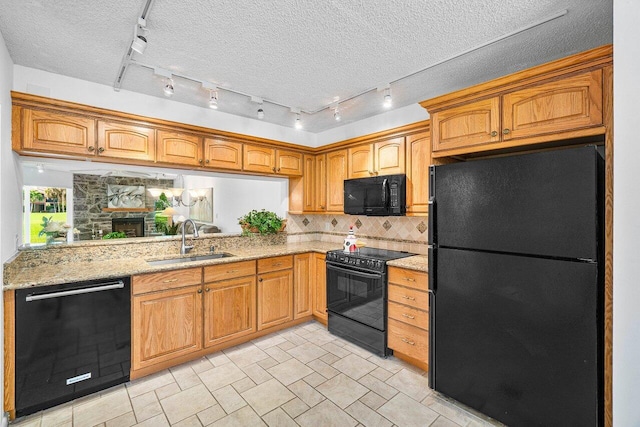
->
left=180, top=219, right=200, bottom=255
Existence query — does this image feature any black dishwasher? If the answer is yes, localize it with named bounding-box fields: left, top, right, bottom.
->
left=15, top=277, right=131, bottom=417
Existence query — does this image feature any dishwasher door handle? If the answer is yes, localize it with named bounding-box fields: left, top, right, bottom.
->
left=25, top=280, right=125, bottom=302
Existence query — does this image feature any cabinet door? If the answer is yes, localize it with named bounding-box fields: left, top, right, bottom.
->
left=156, top=130, right=203, bottom=166
left=132, top=285, right=203, bottom=371
left=303, top=155, right=315, bottom=212
left=501, top=70, right=603, bottom=141
left=257, top=269, right=293, bottom=330
left=203, top=276, right=257, bottom=347
left=97, top=120, right=155, bottom=162
left=203, top=138, right=243, bottom=170
left=348, top=144, right=373, bottom=178
left=243, top=144, right=275, bottom=174
left=406, top=132, right=430, bottom=214
left=276, top=150, right=303, bottom=176
left=312, top=254, right=327, bottom=323
left=375, top=137, right=405, bottom=176
left=314, top=154, right=327, bottom=211
left=23, top=109, right=96, bottom=156
left=326, top=150, right=348, bottom=212
left=294, top=253, right=313, bottom=319
left=432, top=97, right=500, bottom=152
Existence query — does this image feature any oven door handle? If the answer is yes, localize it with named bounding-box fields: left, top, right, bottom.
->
left=25, top=280, right=125, bottom=302
left=326, top=263, right=383, bottom=279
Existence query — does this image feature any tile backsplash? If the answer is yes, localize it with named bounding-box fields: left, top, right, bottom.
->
left=286, top=214, right=428, bottom=254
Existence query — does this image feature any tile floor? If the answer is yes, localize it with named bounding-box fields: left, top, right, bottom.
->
left=12, top=321, right=501, bottom=427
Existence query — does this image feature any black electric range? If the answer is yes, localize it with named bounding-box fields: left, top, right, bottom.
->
left=325, top=247, right=415, bottom=356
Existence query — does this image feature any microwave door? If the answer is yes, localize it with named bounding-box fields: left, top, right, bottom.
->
left=345, top=183, right=365, bottom=215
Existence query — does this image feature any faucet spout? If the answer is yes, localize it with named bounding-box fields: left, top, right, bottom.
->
left=180, top=219, right=199, bottom=255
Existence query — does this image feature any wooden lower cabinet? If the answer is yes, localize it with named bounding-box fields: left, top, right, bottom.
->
left=132, top=284, right=203, bottom=371
left=312, top=253, right=327, bottom=323
left=203, top=276, right=256, bottom=347
left=257, top=269, right=294, bottom=330
left=387, top=267, right=429, bottom=370
left=294, top=253, right=313, bottom=319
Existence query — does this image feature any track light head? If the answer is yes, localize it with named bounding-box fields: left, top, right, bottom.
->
left=383, top=88, right=392, bottom=108
left=209, top=89, right=219, bottom=109
left=163, top=78, right=174, bottom=97
left=334, top=107, right=341, bottom=121
left=294, top=114, right=302, bottom=130
left=131, top=35, right=147, bottom=54
left=257, top=107, right=265, bottom=119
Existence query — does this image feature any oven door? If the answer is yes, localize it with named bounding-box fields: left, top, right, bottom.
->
left=326, top=262, right=385, bottom=331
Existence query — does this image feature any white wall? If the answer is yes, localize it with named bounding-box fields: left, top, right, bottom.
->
left=13, top=65, right=316, bottom=147
left=613, top=1, right=640, bottom=425
left=315, top=103, right=429, bottom=147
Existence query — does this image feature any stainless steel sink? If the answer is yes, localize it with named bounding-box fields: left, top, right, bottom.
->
left=147, top=253, right=235, bottom=266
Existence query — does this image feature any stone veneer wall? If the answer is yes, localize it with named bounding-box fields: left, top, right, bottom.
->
left=73, top=174, right=173, bottom=240
left=286, top=214, right=428, bottom=255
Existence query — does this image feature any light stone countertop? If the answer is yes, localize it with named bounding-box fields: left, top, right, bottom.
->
left=4, top=241, right=339, bottom=291
left=387, top=255, right=428, bottom=273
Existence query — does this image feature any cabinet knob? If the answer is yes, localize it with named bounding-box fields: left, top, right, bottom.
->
left=368, top=170, right=374, bottom=175
left=205, top=287, right=210, bottom=292
left=87, top=146, right=95, bottom=152
left=272, top=167, right=276, bottom=172
left=503, top=128, right=511, bottom=135
left=206, top=159, right=210, bottom=164
left=258, top=278, right=263, bottom=282
left=97, top=147, right=105, bottom=154
left=490, top=131, right=498, bottom=137
left=197, top=289, right=203, bottom=294
left=277, top=168, right=281, bottom=172
left=199, top=159, right=203, bottom=164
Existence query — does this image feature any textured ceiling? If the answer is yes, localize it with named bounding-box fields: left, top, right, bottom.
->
left=0, top=0, right=612, bottom=133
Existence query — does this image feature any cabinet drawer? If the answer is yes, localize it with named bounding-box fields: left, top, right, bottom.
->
left=257, top=255, right=293, bottom=274
left=133, top=267, right=202, bottom=295
left=387, top=318, right=429, bottom=364
left=388, top=284, right=429, bottom=311
left=388, top=301, right=429, bottom=331
left=388, top=267, right=428, bottom=291
left=204, top=260, right=256, bottom=282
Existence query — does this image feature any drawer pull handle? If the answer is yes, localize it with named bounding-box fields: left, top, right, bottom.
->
left=404, top=277, right=416, bottom=282
left=401, top=295, right=416, bottom=301
left=272, top=262, right=282, bottom=267
left=402, top=313, right=415, bottom=319
left=163, top=278, right=178, bottom=283
left=227, top=269, right=239, bottom=273
left=401, top=338, right=416, bottom=346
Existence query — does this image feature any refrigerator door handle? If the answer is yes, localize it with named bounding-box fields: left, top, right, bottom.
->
left=428, top=166, right=436, bottom=245
left=428, top=246, right=436, bottom=292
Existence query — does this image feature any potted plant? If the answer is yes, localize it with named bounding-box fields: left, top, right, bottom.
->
left=238, top=209, right=286, bottom=235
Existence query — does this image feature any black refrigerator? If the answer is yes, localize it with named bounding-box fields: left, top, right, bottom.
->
left=428, top=146, right=604, bottom=426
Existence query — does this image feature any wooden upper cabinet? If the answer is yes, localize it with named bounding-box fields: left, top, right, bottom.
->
left=203, top=276, right=257, bottom=348
left=303, top=155, right=315, bottom=212
left=276, top=150, right=303, bottom=176
left=315, top=154, right=327, bottom=211
left=432, top=97, right=500, bottom=153
left=203, top=138, right=243, bottom=170
left=375, top=137, right=405, bottom=175
left=348, top=144, right=373, bottom=178
left=156, top=130, right=203, bottom=166
left=22, top=109, right=96, bottom=156
left=406, top=132, right=430, bottom=215
left=243, top=144, right=275, bottom=174
left=326, top=149, right=348, bottom=212
left=501, top=69, right=603, bottom=141
left=97, top=120, right=155, bottom=162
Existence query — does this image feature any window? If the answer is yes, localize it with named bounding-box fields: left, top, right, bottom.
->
left=24, top=186, right=72, bottom=245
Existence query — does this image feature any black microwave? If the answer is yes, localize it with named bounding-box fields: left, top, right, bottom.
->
left=344, top=174, right=406, bottom=216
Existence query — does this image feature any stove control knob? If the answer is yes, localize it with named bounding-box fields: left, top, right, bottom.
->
left=376, top=261, right=383, bottom=269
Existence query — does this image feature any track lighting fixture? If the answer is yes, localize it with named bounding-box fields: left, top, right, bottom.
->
left=163, top=78, right=174, bottom=97
left=131, top=17, right=148, bottom=54
left=383, top=87, right=392, bottom=108
left=209, top=89, right=218, bottom=109
left=257, top=105, right=265, bottom=119
left=295, top=114, right=303, bottom=130
left=334, top=105, right=341, bottom=122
